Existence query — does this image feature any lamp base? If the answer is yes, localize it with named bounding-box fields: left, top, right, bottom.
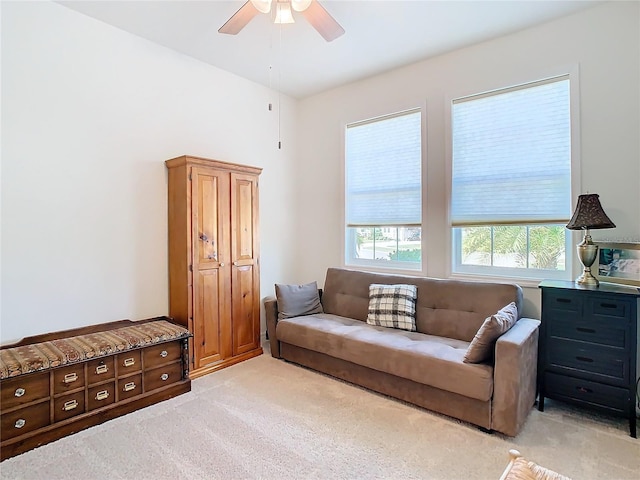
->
left=576, top=270, right=599, bottom=286
left=575, top=232, right=599, bottom=287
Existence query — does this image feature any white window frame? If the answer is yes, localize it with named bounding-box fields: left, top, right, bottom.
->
left=446, top=67, right=581, bottom=285
left=343, top=108, right=424, bottom=272
left=451, top=225, right=572, bottom=281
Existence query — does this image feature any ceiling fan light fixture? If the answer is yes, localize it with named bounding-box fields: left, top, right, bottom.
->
left=219, top=0, right=344, bottom=41
left=291, top=0, right=312, bottom=12
left=274, top=2, right=295, bottom=24
left=250, top=0, right=272, bottom=14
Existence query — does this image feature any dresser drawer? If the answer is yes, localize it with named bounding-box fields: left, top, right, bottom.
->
left=144, top=361, right=182, bottom=392
left=1, top=401, right=50, bottom=441
left=118, top=374, right=142, bottom=401
left=54, top=391, right=86, bottom=422
left=143, top=342, right=182, bottom=369
left=87, top=357, right=115, bottom=385
left=545, top=372, right=629, bottom=413
left=586, top=297, right=632, bottom=322
left=53, top=365, right=85, bottom=394
left=547, top=338, right=629, bottom=383
left=1, top=372, right=50, bottom=410
left=117, top=350, right=142, bottom=375
left=544, top=291, right=583, bottom=313
left=88, top=382, right=116, bottom=411
left=547, top=316, right=628, bottom=348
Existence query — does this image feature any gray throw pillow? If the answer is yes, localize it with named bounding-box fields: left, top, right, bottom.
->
left=463, top=302, right=518, bottom=364
left=275, top=282, right=324, bottom=320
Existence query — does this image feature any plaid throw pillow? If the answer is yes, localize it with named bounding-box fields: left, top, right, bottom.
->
left=367, top=284, right=418, bottom=332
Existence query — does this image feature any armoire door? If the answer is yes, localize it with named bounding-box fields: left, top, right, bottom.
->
left=191, top=167, right=232, bottom=368
left=230, top=172, right=260, bottom=355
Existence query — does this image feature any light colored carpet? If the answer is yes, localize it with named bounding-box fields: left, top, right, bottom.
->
left=1, top=353, right=638, bottom=480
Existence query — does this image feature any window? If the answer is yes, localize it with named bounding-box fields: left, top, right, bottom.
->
left=451, top=76, right=573, bottom=280
left=345, top=109, right=422, bottom=270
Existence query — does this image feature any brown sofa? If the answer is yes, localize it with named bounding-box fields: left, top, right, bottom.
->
left=265, top=268, right=541, bottom=436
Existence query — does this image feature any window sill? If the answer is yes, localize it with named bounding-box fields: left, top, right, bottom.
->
left=343, top=263, right=422, bottom=277
left=448, top=272, right=557, bottom=289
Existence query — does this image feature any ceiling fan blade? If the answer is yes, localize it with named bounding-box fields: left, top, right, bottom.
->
left=219, top=1, right=260, bottom=35
left=301, top=0, right=345, bottom=42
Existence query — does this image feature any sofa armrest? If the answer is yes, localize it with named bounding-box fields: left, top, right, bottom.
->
left=265, top=288, right=323, bottom=359
left=491, top=317, right=541, bottom=436
left=264, top=296, right=281, bottom=358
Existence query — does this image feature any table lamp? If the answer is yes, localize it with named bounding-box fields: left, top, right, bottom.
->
left=566, top=194, right=616, bottom=286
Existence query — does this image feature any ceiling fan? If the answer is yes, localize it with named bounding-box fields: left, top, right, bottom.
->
left=219, top=0, right=345, bottom=42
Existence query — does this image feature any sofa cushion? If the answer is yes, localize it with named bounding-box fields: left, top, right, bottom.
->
left=321, top=267, right=523, bottom=342
left=276, top=313, right=494, bottom=401
left=366, top=284, right=417, bottom=331
left=463, top=302, right=518, bottom=364
left=0, top=320, right=191, bottom=379
left=275, top=282, right=324, bottom=320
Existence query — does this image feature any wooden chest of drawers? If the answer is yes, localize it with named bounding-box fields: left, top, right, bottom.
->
left=538, top=280, right=639, bottom=438
left=0, top=317, right=191, bottom=460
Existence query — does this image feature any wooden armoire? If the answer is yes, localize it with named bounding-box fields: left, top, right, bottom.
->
left=165, top=155, right=262, bottom=378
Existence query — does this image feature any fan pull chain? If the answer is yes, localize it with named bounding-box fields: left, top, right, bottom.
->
left=266, top=10, right=279, bottom=149
left=278, top=20, right=283, bottom=150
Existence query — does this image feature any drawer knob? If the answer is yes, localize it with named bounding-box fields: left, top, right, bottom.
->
left=123, top=382, right=136, bottom=392
left=95, top=390, right=109, bottom=401
left=64, top=372, right=78, bottom=384
left=123, top=358, right=135, bottom=367
left=14, top=418, right=26, bottom=429
left=63, top=400, right=78, bottom=411
left=161, top=373, right=169, bottom=381
left=576, top=386, right=593, bottom=394
left=14, top=388, right=26, bottom=397
left=95, top=364, right=109, bottom=374
left=160, top=350, right=168, bottom=358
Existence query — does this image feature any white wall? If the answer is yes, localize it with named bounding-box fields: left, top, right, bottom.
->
left=2, top=1, right=639, bottom=343
left=296, top=1, right=640, bottom=319
left=1, top=1, right=299, bottom=342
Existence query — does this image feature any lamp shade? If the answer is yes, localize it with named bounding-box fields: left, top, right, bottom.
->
left=566, top=194, right=616, bottom=230
left=274, top=1, right=295, bottom=23
left=291, top=0, right=312, bottom=12
left=250, top=0, right=272, bottom=13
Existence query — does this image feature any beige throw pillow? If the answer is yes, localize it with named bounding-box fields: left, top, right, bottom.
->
left=463, top=302, right=518, bottom=364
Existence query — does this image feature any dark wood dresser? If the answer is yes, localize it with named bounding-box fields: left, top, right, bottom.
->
left=538, top=280, right=639, bottom=438
left=0, top=317, right=192, bottom=460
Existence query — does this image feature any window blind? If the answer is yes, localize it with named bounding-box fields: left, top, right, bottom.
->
left=346, top=110, right=421, bottom=226
left=451, top=77, right=571, bottom=226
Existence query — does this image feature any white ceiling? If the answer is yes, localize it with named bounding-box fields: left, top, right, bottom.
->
left=57, top=0, right=602, bottom=99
